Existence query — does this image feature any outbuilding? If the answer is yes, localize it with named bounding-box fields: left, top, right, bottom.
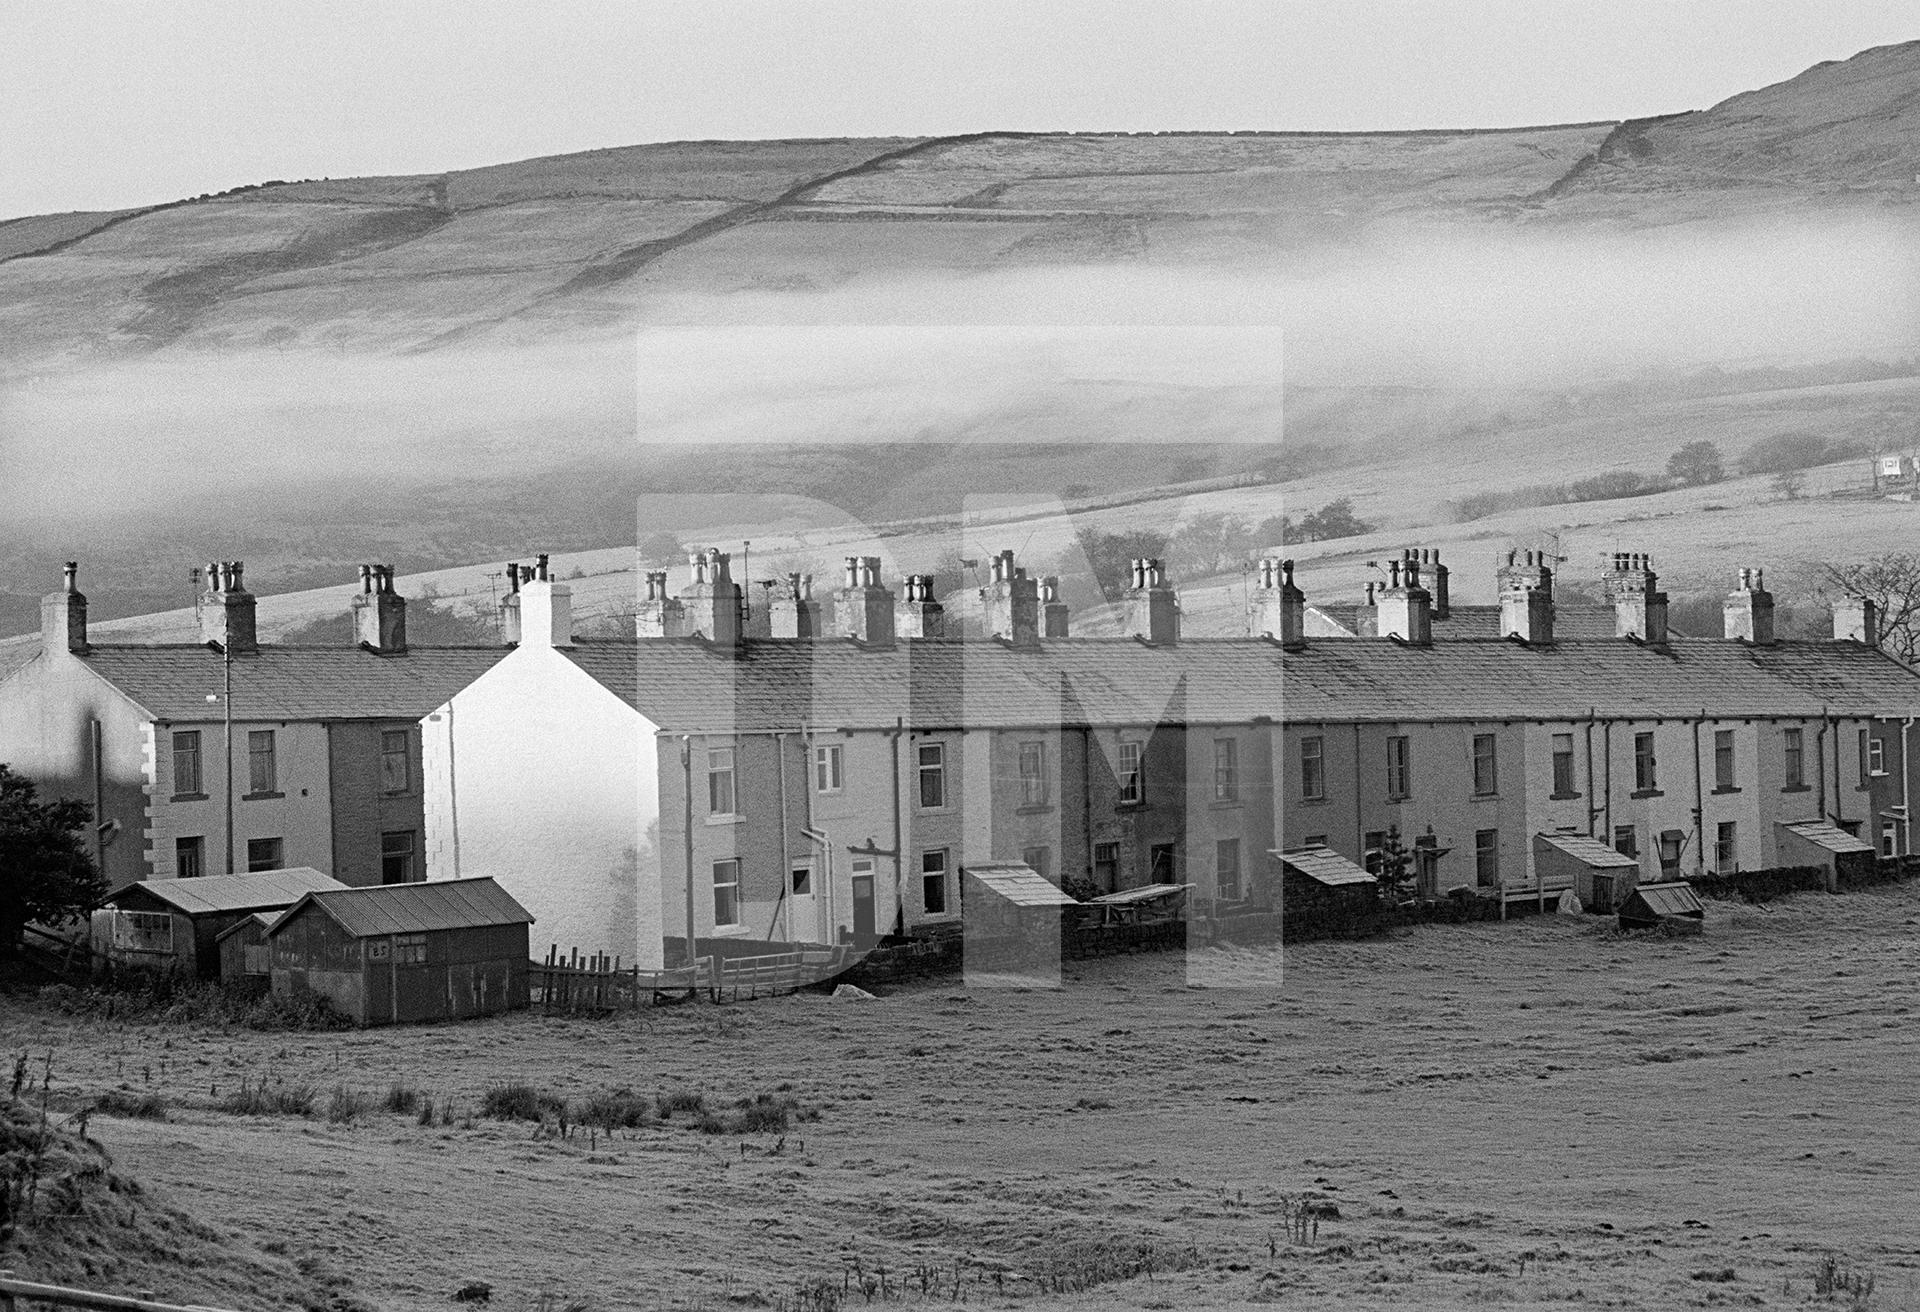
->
left=215, top=911, right=281, bottom=985
left=1617, top=881, right=1706, bottom=934
left=1775, top=819, right=1877, bottom=892
left=267, top=877, right=534, bottom=1026
left=1273, top=846, right=1381, bottom=936
left=1533, top=832, right=1640, bottom=913
left=91, top=868, right=346, bottom=979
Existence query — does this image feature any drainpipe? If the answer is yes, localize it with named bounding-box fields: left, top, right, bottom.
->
left=223, top=641, right=234, bottom=874
left=1691, top=713, right=1706, bottom=876
left=1905, top=716, right=1916, bottom=856
left=1083, top=726, right=1096, bottom=890
left=1830, top=710, right=1844, bottom=827
left=681, top=736, right=696, bottom=968
left=888, top=718, right=905, bottom=936
left=1352, top=722, right=1364, bottom=863
left=775, top=730, right=790, bottom=943
left=1582, top=708, right=1597, bottom=839
left=446, top=701, right=460, bottom=880
left=1815, top=713, right=1828, bottom=819
left=1602, top=720, right=1613, bottom=857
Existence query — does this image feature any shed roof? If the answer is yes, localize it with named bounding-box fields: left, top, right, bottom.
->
left=963, top=863, right=1080, bottom=907
left=277, top=877, right=534, bottom=939
left=1534, top=831, right=1640, bottom=869
left=73, top=644, right=506, bottom=721
left=214, top=910, right=284, bottom=943
left=1086, top=883, right=1193, bottom=905
left=1275, top=846, right=1378, bottom=887
left=1778, top=819, right=1876, bottom=854
left=105, top=868, right=346, bottom=916
left=1624, top=882, right=1706, bottom=918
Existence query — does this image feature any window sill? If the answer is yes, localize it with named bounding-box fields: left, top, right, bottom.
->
left=1548, top=791, right=1583, bottom=801
left=1869, top=770, right=1892, bottom=779
left=1711, top=785, right=1742, bottom=795
left=170, top=792, right=207, bottom=803
left=1781, top=784, right=1812, bottom=794
left=1629, top=788, right=1664, bottom=799
left=1211, top=799, right=1245, bottom=810
left=242, top=791, right=284, bottom=802
left=1471, top=791, right=1499, bottom=801
left=1015, top=804, right=1054, bottom=816
left=705, top=814, right=747, bottom=827
left=1115, top=799, right=1147, bottom=811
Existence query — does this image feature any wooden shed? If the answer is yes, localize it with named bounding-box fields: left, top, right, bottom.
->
left=1533, top=832, right=1640, bottom=913
left=267, top=877, right=534, bottom=1026
left=215, top=911, right=281, bottom=985
left=1775, top=819, right=1876, bottom=893
left=1273, top=846, right=1381, bottom=935
left=1617, top=881, right=1706, bottom=934
left=90, top=868, right=346, bottom=979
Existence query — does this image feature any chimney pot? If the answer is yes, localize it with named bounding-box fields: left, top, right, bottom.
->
left=43, top=562, right=88, bottom=654
left=351, top=564, right=408, bottom=653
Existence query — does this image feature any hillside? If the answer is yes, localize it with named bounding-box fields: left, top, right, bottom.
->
left=1, top=41, right=1917, bottom=638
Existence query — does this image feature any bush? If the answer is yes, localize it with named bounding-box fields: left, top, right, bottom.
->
left=38, top=978, right=350, bottom=1031
left=480, top=1083, right=566, bottom=1122
left=653, top=1088, right=708, bottom=1120
left=581, top=1088, right=655, bottom=1131
left=381, top=1083, right=421, bottom=1115
left=695, top=1091, right=820, bottom=1136
left=220, top=1078, right=316, bottom=1117
left=327, top=1085, right=372, bottom=1125
left=1739, top=431, right=1834, bottom=476
left=93, top=1089, right=168, bottom=1120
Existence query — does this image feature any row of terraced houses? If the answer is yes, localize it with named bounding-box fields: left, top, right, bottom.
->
left=3, top=545, right=1917, bottom=969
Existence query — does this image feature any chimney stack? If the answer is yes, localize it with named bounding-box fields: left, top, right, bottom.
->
left=676, top=548, right=742, bottom=647
left=1834, top=594, right=1878, bottom=647
left=1723, top=567, right=1775, bottom=645
left=197, top=560, right=258, bottom=653
left=981, top=550, right=1040, bottom=647
left=634, top=569, right=685, bottom=639
left=1496, top=549, right=1554, bottom=644
left=497, top=564, right=523, bottom=645
left=351, top=564, right=408, bottom=653
left=1376, top=551, right=1433, bottom=645
left=833, top=555, right=895, bottom=645
left=1041, top=576, right=1070, bottom=638
left=768, top=572, right=820, bottom=639
left=897, top=574, right=945, bottom=639
left=42, top=561, right=88, bottom=655
left=1248, top=557, right=1305, bottom=646
left=518, top=553, right=573, bottom=648
left=1121, top=557, right=1179, bottom=644
left=1602, top=551, right=1668, bottom=645
left=1419, top=549, right=1451, bottom=621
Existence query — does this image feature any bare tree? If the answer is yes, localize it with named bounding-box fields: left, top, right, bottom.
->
left=1812, top=553, right=1920, bottom=662
left=1772, top=469, right=1806, bottom=501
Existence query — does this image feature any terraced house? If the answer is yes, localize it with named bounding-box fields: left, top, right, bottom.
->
left=0, top=563, right=503, bottom=889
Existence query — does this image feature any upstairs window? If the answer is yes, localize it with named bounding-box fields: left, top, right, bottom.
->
left=1714, top=729, right=1735, bottom=790
left=1471, top=734, right=1497, bottom=796
left=1867, top=732, right=1886, bottom=776
left=381, top=730, right=410, bottom=794
left=1784, top=727, right=1804, bottom=789
left=813, top=744, right=843, bottom=793
left=1300, top=735, right=1324, bottom=800
left=247, top=729, right=277, bottom=795
left=1551, top=733, right=1576, bottom=795
left=1213, top=738, right=1240, bottom=803
left=918, top=742, right=946, bottom=809
left=1117, top=741, right=1144, bottom=804
left=1634, top=732, right=1657, bottom=791
left=707, top=747, right=737, bottom=816
left=1385, top=736, right=1411, bottom=801
left=1018, top=741, right=1048, bottom=806
left=172, top=731, right=203, bottom=796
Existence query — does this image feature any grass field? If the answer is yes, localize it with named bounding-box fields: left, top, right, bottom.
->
left=4, top=883, right=1919, bottom=1310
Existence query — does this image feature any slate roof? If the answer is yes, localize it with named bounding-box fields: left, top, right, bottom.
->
left=214, top=910, right=284, bottom=944
left=1307, top=604, right=1629, bottom=640
left=280, top=877, right=534, bottom=939
left=1535, top=832, right=1640, bottom=869
left=105, top=868, right=345, bottom=915
left=72, top=644, right=507, bottom=721
left=552, top=633, right=1920, bottom=730
left=1779, top=819, right=1876, bottom=855
left=964, top=862, right=1080, bottom=907
left=1275, top=846, right=1378, bottom=887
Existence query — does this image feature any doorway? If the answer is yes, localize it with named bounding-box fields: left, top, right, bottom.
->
left=787, top=863, right=818, bottom=945
left=850, top=858, right=877, bottom=947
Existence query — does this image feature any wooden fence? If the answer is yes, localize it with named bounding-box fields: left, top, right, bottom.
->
left=533, top=944, right=851, bottom=1011
left=0, top=1269, right=234, bottom=1312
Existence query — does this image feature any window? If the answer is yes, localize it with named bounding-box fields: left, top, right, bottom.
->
left=1117, top=741, right=1143, bottom=804
left=1784, top=727, right=1804, bottom=788
left=1213, top=738, right=1240, bottom=802
left=711, top=858, right=741, bottom=927
left=1300, top=736, right=1324, bottom=800
left=1474, top=829, right=1500, bottom=888
left=1022, top=846, right=1050, bottom=880
left=1150, top=843, right=1176, bottom=882
left=1881, top=820, right=1899, bottom=858
left=1867, top=733, right=1886, bottom=776
left=1093, top=841, right=1120, bottom=886
left=1714, top=730, right=1735, bottom=790
left=707, top=746, right=736, bottom=816
left=1471, top=734, right=1497, bottom=796
left=1216, top=838, right=1242, bottom=901
left=1715, top=822, right=1737, bottom=874
left=171, top=731, right=203, bottom=796
left=1385, top=735, right=1411, bottom=800
left=247, top=729, right=277, bottom=795
left=393, top=933, right=427, bottom=965
left=813, top=744, right=843, bottom=792
left=246, top=837, right=283, bottom=872
left=921, top=850, right=949, bottom=914
left=1634, top=732, right=1657, bottom=791
left=1018, top=741, right=1048, bottom=806
left=1613, top=825, right=1638, bottom=858
left=1551, top=733, right=1576, bottom=796
left=380, top=830, right=417, bottom=885
left=1363, top=829, right=1386, bottom=875
left=175, top=835, right=205, bottom=879
left=380, top=730, right=409, bottom=794
left=918, top=743, right=946, bottom=809
left=790, top=865, right=811, bottom=896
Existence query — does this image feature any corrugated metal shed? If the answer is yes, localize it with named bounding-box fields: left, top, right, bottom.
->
left=1535, top=832, right=1640, bottom=869
left=105, top=868, right=345, bottom=916
left=1780, top=819, right=1876, bottom=854
left=1274, top=847, right=1377, bottom=887
left=965, top=863, right=1080, bottom=907
left=281, top=878, right=535, bottom=940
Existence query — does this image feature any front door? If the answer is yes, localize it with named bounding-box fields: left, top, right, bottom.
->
left=1414, top=845, right=1439, bottom=901
left=850, top=865, right=877, bottom=947
left=786, top=863, right=819, bottom=945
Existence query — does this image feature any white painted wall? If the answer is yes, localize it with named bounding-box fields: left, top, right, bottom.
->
left=421, top=644, right=663, bottom=969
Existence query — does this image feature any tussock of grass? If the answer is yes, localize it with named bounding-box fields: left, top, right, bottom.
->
left=696, top=1091, right=820, bottom=1136
left=93, top=1089, right=168, bottom=1121
left=326, top=1085, right=373, bottom=1125
left=219, top=1078, right=316, bottom=1117
left=653, top=1088, right=708, bottom=1119
left=581, top=1088, right=655, bottom=1131
left=381, top=1082, right=421, bottom=1115
left=480, top=1082, right=567, bottom=1122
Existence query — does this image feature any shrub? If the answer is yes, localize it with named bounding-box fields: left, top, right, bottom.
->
left=696, top=1091, right=821, bottom=1136
left=653, top=1088, right=708, bottom=1120
left=327, top=1085, right=373, bottom=1125
left=481, top=1083, right=566, bottom=1122
left=381, top=1083, right=421, bottom=1115
left=94, top=1089, right=168, bottom=1120
left=581, top=1088, right=655, bottom=1131
left=220, top=1078, right=316, bottom=1117
left=37, top=979, right=350, bottom=1031
left=1740, top=431, right=1834, bottom=476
